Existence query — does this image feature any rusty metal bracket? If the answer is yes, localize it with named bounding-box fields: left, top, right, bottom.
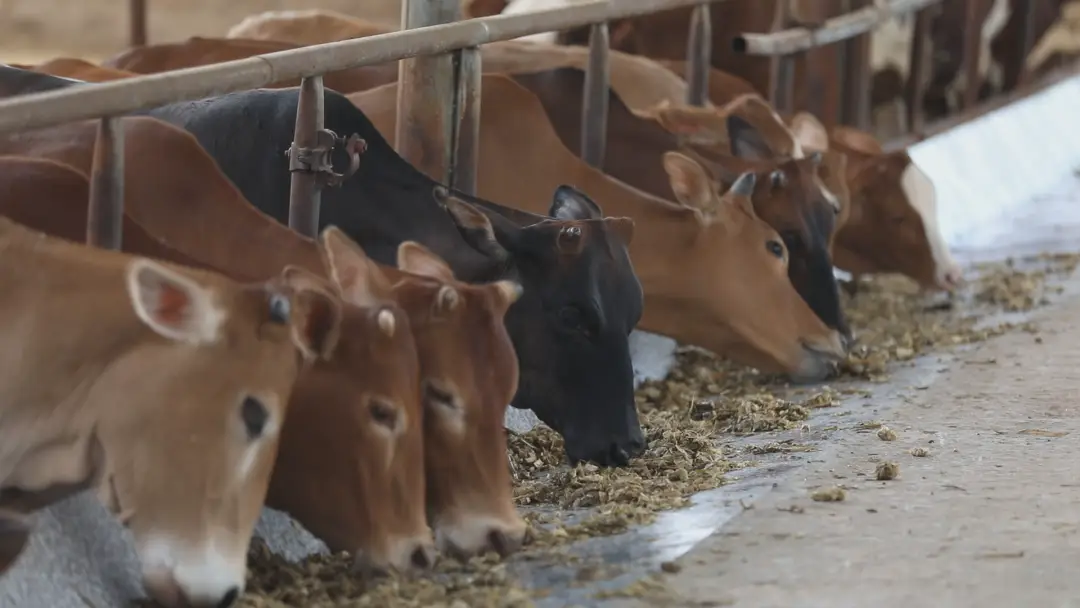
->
left=285, top=130, right=367, bottom=189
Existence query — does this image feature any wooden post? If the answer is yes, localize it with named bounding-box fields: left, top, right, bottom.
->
left=129, top=0, right=146, bottom=46
left=841, top=0, right=871, bottom=129
left=960, top=0, right=982, bottom=110
left=907, top=6, right=932, bottom=135
left=395, top=0, right=462, bottom=184
left=87, top=117, right=124, bottom=250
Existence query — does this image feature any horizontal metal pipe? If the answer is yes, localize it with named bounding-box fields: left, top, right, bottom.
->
left=733, top=0, right=941, bottom=57
left=0, top=0, right=739, bottom=134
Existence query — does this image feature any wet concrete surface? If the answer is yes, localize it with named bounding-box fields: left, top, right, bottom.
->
left=503, top=170, right=1080, bottom=607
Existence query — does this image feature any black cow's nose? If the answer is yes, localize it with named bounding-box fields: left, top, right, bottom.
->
left=627, top=436, right=647, bottom=457
left=217, top=587, right=239, bottom=608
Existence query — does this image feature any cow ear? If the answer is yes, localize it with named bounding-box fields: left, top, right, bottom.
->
left=789, top=111, right=829, bottom=153
left=280, top=266, right=343, bottom=362
left=319, top=226, right=393, bottom=308
left=490, top=280, right=523, bottom=310
left=125, top=258, right=226, bottom=345
left=549, top=185, right=603, bottom=221
left=433, top=186, right=512, bottom=263
left=727, top=114, right=775, bottom=161
left=397, top=241, right=456, bottom=282
left=663, top=151, right=716, bottom=213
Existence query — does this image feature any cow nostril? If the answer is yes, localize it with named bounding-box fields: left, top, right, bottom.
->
left=410, top=546, right=433, bottom=569
left=488, top=529, right=511, bottom=557
left=217, top=586, right=240, bottom=608
left=628, top=437, right=647, bottom=457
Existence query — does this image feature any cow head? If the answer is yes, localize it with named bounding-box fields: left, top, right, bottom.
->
left=388, top=239, right=526, bottom=561
left=100, top=261, right=341, bottom=608
left=265, top=235, right=432, bottom=577
left=436, top=187, right=645, bottom=468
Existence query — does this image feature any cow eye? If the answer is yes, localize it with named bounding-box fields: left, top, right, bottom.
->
left=268, top=293, right=291, bottom=325
left=424, top=382, right=457, bottom=410
left=766, top=240, right=785, bottom=259
left=241, top=396, right=269, bottom=440
left=370, top=400, right=398, bottom=431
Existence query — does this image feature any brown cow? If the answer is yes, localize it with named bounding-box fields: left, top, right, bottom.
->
left=0, top=209, right=340, bottom=606
left=31, top=57, right=132, bottom=82
left=353, top=76, right=847, bottom=380
left=503, top=66, right=850, bottom=341
left=652, top=62, right=963, bottom=292
left=102, top=37, right=400, bottom=94
left=0, top=154, right=434, bottom=573
left=225, top=8, right=395, bottom=45
left=810, top=126, right=962, bottom=291
left=0, top=124, right=527, bottom=559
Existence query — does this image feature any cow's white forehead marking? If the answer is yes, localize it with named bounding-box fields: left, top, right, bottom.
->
left=236, top=393, right=280, bottom=482
left=815, top=175, right=841, bottom=211
left=900, top=161, right=959, bottom=280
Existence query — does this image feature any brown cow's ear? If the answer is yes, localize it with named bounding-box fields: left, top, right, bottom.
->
left=655, top=104, right=726, bottom=144
left=397, top=241, right=456, bottom=282
left=830, top=125, right=884, bottom=156
left=790, top=112, right=829, bottom=154
left=125, top=258, right=226, bottom=345
left=319, top=226, right=393, bottom=308
left=291, top=285, right=344, bottom=362
left=434, top=186, right=511, bottom=263
left=662, top=151, right=716, bottom=214
left=727, top=114, right=775, bottom=161
left=491, top=280, right=523, bottom=310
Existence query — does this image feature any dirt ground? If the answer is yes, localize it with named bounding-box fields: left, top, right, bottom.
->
left=612, top=276, right=1080, bottom=608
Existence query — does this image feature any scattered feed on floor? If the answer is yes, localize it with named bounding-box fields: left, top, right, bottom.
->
left=811, top=486, right=847, bottom=502
left=875, top=461, right=900, bottom=481
left=910, top=446, right=931, bottom=457
left=877, top=426, right=898, bottom=441
left=240, top=253, right=1079, bottom=606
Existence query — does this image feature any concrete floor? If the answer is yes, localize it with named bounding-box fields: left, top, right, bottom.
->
left=628, top=281, right=1080, bottom=608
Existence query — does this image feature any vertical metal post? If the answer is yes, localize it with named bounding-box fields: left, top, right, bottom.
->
left=772, top=56, right=796, bottom=115
left=959, top=0, right=982, bottom=110
left=906, top=7, right=931, bottom=135
left=288, top=76, right=325, bottom=237
left=766, top=1, right=796, bottom=115
left=87, top=117, right=124, bottom=250
left=1014, top=0, right=1038, bottom=88
left=767, top=0, right=789, bottom=112
left=840, top=0, right=870, bottom=129
left=685, top=3, right=712, bottom=107
left=396, top=0, right=461, bottom=184
left=129, top=0, right=147, bottom=46
left=450, top=47, right=482, bottom=196
left=580, top=22, right=610, bottom=169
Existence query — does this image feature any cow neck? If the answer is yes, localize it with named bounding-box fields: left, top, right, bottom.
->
left=0, top=222, right=156, bottom=438
left=331, top=114, right=508, bottom=284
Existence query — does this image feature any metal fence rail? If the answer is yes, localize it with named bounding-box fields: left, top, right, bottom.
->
left=0, top=0, right=1050, bottom=256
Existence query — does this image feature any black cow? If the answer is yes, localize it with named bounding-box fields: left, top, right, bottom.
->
left=0, top=67, right=647, bottom=467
